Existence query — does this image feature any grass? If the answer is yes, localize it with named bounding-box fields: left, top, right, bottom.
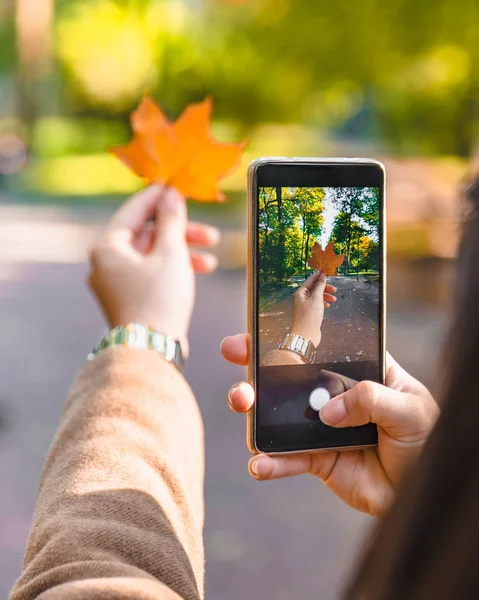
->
left=340, top=270, right=379, bottom=277
left=0, top=116, right=330, bottom=203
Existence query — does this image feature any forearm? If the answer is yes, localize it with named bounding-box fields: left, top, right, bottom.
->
left=262, top=348, right=304, bottom=366
left=10, top=347, right=204, bottom=600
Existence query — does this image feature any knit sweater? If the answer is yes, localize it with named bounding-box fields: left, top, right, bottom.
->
left=10, top=347, right=205, bottom=600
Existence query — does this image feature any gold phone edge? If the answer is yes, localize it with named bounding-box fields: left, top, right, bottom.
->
left=246, top=157, right=386, bottom=456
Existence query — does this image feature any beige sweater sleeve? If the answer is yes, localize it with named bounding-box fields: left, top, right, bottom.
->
left=10, top=347, right=205, bottom=600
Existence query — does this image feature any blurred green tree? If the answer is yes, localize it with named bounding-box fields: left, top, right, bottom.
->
left=200, top=0, right=479, bottom=155
left=2, top=0, right=478, bottom=157
left=330, top=187, right=379, bottom=274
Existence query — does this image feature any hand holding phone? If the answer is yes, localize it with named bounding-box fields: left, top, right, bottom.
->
left=221, top=339, right=438, bottom=517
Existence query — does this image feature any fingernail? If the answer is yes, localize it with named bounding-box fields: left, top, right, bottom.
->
left=227, top=385, right=239, bottom=407
left=205, top=254, right=218, bottom=270
left=208, top=226, right=221, bottom=245
left=319, top=272, right=326, bottom=281
left=250, top=459, right=259, bottom=477
left=250, top=456, right=270, bottom=478
left=224, top=333, right=243, bottom=342
left=163, top=190, right=179, bottom=214
left=221, top=335, right=234, bottom=345
left=320, top=395, right=347, bottom=425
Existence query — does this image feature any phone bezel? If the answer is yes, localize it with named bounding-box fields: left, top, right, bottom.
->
left=247, top=158, right=387, bottom=455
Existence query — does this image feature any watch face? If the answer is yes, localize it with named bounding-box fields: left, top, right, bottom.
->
left=126, top=323, right=149, bottom=348
left=150, top=331, right=182, bottom=368
left=281, top=334, right=315, bottom=363
left=150, top=331, right=167, bottom=353
left=165, top=336, right=177, bottom=362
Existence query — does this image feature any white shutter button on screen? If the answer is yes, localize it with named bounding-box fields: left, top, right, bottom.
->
left=309, top=387, right=331, bottom=411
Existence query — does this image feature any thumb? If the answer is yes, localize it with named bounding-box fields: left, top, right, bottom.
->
left=311, top=271, right=327, bottom=300
left=296, top=271, right=325, bottom=299
left=106, top=185, right=162, bottom=245
left=319, top=380, right=429, bottom=439
left=154, top=187, right=187, bottom=250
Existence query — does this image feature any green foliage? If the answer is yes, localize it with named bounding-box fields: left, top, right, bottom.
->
left=3, top=0, right=478, bottom=157
left=187, top=0, right=479, bottom=154
left=259, top=187, right=325, bottom=281
left=56, top=0, right=162, bottom=111
left=0, top=7, right=15, bottom=72
left=330, top=188, right=380, bottom=275
left=259, top=186, right=379, bottom=283
left=31, top=117, right=127, bottom=158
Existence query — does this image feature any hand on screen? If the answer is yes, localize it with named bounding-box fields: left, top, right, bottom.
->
left=221, top=334, right=439, bottom=517
left=291, top=271, right=336, bottom=347
left=87, top=185, right=220, bottom=357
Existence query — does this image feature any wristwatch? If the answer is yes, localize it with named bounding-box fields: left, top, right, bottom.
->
left=88, top=323, right=184, bottom=371
left=278, top=333, right=316, bottom=364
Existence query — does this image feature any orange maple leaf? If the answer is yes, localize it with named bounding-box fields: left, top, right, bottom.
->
left=110, top=96, right=246, bottom=202
left=308, top=241, right=345, bottom=276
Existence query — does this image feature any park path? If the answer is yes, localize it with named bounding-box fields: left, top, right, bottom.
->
left=259, top=276, right=380, bottom=364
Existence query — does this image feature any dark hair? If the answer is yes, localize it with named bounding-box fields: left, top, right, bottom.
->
left=344, top=178, right=479, bottom=600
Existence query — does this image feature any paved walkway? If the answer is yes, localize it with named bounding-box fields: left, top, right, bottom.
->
left=260, top=276, right=380, bottom=364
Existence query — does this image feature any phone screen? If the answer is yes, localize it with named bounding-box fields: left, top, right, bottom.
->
left=253, top=162, right=383, bottom=452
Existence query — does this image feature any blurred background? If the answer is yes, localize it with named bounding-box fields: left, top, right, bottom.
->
left=0, top=0, right=477, bottom=598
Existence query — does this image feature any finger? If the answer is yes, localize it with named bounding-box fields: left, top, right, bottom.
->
left=134, top=225, right=155, bottom=254
left=325, top=284, right=337, bottom=294
left=249, top=451, right=339, bottom=480
left=324, top=302, right=331, bottom=308
left=247, top=451, right=328, bottom=481
left=135, top=221, right=221, bottom=254
left=249, top=454, right=310, bottom=479
left=300, top=271, right=323, bottom=292
left=154, top=187, right=187, bottom=250
left=107, top=185, right=162, bottom=240
left=186, top=222, right=220, bottom=247
left=227, top=382, right=254, bottom=413
left=323, top=293, right=336, bottom=303
left=190, top=252, right=218, bottom=274
left=221, top=333, right=248, bottom=366
left=310, top=271, right=327, bottom=299
left=319, top=379, right=430, bottom=437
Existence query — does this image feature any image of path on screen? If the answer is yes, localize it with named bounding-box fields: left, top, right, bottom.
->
left=259, top=186, right=380, bottom=366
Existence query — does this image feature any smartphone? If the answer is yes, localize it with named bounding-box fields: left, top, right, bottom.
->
left=247, top=158, right=386, bottom=454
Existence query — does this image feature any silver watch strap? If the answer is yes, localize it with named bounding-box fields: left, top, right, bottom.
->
left=278, top=333, right=316, bottom=364
left=88, top=323, right=184, bottom=371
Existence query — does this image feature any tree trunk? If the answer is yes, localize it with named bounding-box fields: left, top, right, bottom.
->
left=276, top=186, right=285, bottom=281
left=299, top=215, right=305, bottom=271
left=263, top=206, right=269, bottom=277
left=453, top=84, right=478, bottom=158
left=304, top=231, right=310, bottom=275
left=345, top=215, right=352, bottom=276
left=356, top=230, right=360, bottom=279
left=15, top=0, right=54, bottom=136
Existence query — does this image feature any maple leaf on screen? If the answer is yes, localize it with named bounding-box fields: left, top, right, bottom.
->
left=308, top=241, right=345, bottom=276
left=111, top=96, right=246, bottom=202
